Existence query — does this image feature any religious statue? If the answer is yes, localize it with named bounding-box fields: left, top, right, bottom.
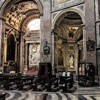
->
left=69, top=53, right=74, bottom=68
left=68, top=28, right=76, bottom=38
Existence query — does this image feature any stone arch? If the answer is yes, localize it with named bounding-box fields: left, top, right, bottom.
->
left=57, top=25, right=66, bottom=36
left=20, top=13, right=40, bottom=32
left=0, top=0, right=43, bottom=16
left=52, top=7, right=85, bottom=29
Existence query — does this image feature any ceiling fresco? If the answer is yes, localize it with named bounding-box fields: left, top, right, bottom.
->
left=5, top=0, right=40, bottom=30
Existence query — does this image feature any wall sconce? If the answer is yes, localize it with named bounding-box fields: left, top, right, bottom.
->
left=43, top=40, right=50, bottom=55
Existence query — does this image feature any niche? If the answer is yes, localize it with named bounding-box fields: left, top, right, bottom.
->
left=7, top=34, right=15, bottom=61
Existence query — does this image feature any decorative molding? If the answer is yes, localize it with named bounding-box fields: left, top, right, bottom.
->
left=52, top=0, right=85, bottom=12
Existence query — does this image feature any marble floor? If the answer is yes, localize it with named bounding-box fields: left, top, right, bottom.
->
left=1, top=87, right=100, bottom=100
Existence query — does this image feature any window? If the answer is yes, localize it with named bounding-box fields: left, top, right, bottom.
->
left=27, top=19, right=40, bottom=31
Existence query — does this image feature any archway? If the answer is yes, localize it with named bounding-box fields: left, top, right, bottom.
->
left=53, top=11, right=83, bottom=75
left=1, top=0, right=43, bottom=72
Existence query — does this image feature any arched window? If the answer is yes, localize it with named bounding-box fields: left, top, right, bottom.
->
left=27, top=19, right=40, bottom=31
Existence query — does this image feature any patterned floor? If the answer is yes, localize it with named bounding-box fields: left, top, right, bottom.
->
left=0, top=89, right=100, bottom=100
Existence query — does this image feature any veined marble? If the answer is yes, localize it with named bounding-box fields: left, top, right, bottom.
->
left=0, top=89, right=100, bottom=100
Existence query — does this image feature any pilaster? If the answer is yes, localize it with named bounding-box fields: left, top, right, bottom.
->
left=40, top=0, right=52, bottom=63
left=85, top=0, right=96, bottom=66
left=0, top=16, right=5, bottom=67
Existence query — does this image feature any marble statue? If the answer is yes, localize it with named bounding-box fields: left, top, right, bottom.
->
left=69, top=53, right=74, bottom=68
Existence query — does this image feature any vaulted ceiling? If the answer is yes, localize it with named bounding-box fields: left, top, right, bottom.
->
left=54, top=11, right=83, bottom=43
left=4, top=0, right=40, bottom=31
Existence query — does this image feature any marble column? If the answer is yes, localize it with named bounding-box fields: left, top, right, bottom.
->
left=85, top=0, right=96, bottom=66
left=25, top=43, right=28, bottom=65
left=51, top=32, right=55, bottom=74
left=4, top=36, right=7, bottom=63
left=0, top=17, right=5, bottom=68
left=20, top=33, right=24, bottom=72
left=82, top=26, right=87, bottom=60
left=40, top=0, right=51, bottom=63
left=15, top=41, right=18, bottom=62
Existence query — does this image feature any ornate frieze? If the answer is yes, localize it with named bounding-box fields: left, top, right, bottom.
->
left=52, top=0, right=84, bottom=12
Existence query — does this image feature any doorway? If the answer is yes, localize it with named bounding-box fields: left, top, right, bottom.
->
left=7, top=34, right=15, bottom=61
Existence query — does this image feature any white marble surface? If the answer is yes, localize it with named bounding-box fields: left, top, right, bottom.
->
left=0, top=88, right=100, bottom=100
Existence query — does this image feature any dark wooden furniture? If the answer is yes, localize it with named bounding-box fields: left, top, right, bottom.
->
left=78, top=61, right=95, bottom=86
left=0, top=92, right=6, bottom=100
left=2, top=73, right=34, bottom=90
left=17, top=74, right=34, bottom=90
left=3, top=74, right=20, bottom=90
left=58, top=72, right=74, bottom=92
left=38, top=63, right=52, bottom=78
left=0, top=62, right=74, bottom=92
left=0, top=74, right=4, bottom=88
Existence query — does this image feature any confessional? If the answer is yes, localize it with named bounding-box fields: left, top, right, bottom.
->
left=38, top=62, right=52, bottom=78
left=33, top=62, right=53, bottom=91
left=78, top=61, right=95, bottom=86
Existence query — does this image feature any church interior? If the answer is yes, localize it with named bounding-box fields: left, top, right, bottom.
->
left=0, top=0, right=100, bottom=100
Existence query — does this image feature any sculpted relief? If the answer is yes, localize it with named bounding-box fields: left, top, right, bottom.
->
left=29, top=44, right=40, bottom=68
